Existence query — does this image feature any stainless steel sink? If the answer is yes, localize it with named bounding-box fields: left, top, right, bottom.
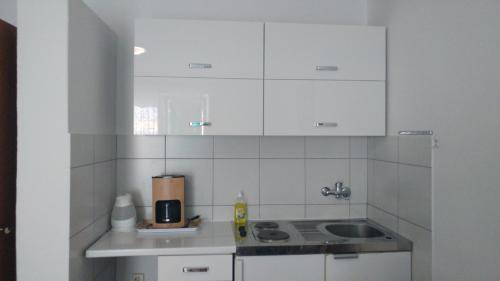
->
left=323, top=223, right=385, bottom=238
left=291, top=220, right=393, bottom=243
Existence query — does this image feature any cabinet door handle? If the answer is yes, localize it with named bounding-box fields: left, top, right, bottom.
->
left=182, top=267, right=210, bottom=273
left=334, top=253, right=359, bottom=260
left=316, top=65, right=338, bottom=71
left=189, top=63, right=212, bottom=69
left=313, top=122, right=338, bottom=127
left=190, top=121, right=211, bottom=127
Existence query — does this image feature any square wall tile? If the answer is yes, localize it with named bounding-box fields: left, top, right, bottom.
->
left=166, top=159, right=213, bottom=206
left=367, top=160, right=398, bottom=215
left=350, top=204, right=367, bottom=218
left=116, top=159, right=165, bottom=206
left=95, top=262, right=116, bottom=281
left=398, top=164, right=432, bottom=230
left=350, top=137, right=368, bottom=158
left=305, top=205, right=350, bottom=219
left=186, top=206, right=213, bottom=222
left=93, top=214, right=111, bottom=239
left=305, top=136, right=349, bottom=158
left=117, top=135, right=164, bottom=158
left=398, top=135, right=432, bottom=167
left=260, top=205, right=305, bottom=220
left=93, top=161, right=116, bottom=220
left=70, top=225, right=94, bottom=281
left=260, top=159, right=305, bottom=204
left=213, top=205, right=259, bottom=221
left=71, top=134, right=94, bottom=167
left=213, top=159, right=259, bottom=205
left=166, top=136, right=213, bottom=158
left=70, top=165, right=93, bottom=236
left=136, top=206, right=152, bottom=221
left=260, top=136, right=305, bottom=158
left=367, top=136, right=398, bottom=162
left=305, top=159, right=349, bottom=204
left=94, top=135, right=116, bottom=162
left=367, top=205, right=398, bottom=232
left=214, top=136, right=259, bottom=158
left=398, top=220, right=432, bottom=281
left=350, top=159, right=368, bottom=204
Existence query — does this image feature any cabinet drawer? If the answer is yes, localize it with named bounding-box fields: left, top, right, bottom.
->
left=265, top=23, right=385, bottom=80
left=236, top=254, right=324, bottom=281
left=326, top=252, right=411, bottom=281
left=264, top=80, right=385, bottom=136
left=135, top=19, right=263, bottom=78
left=158, top=255, right=232, bottom=281
left=134, top=77, right=263, bottom=135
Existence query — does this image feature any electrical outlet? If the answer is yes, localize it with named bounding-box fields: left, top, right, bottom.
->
left=132, top=273, right=144, bottom=281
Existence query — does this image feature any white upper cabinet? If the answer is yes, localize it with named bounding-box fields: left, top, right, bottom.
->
left=134, top=77, right=263, bottom=135
left=265, top=23, right=386, bottom=80
left=135, top=19, right=264, bottom=78
left=264, top=80, right=385, bottom=136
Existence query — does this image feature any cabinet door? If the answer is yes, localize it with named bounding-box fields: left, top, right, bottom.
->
left=326, top=252, right=411, bottom=281
left=134, top=77, right=263, bottom=135
left=265, top=23, right=385, bottom=80
left=235, top=255, right=324, bottom=281
left=264, top=80, right=385, bottom=136
left=135, top=19, right=263, bottom=78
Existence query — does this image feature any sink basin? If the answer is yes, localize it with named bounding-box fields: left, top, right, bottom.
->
left=324, top=224, right=385, bottom=238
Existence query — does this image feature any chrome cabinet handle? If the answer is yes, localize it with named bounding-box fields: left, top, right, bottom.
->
left=334, top=253, right=359, bottom=260
left=189, top=63, right=212, bottom=69
left=190, top=121, right=211, bottom=127
left=182, top=267, right=209, bottom=273
left=316, top=65, right=338, bottom=71
left=313, top=122, right=338, bottom=127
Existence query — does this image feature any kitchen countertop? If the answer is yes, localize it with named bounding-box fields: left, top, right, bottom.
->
left=235, top=219, right=412, bottom=256
left=86, top=222, right=235, bottom=258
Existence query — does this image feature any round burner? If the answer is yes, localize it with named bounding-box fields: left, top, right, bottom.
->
left=254, top=222, right=279, bottom=230
left=257, top=230, right=290, bottom=242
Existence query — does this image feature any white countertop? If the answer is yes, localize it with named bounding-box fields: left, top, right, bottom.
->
left=86, top=222, right=236, bottom=258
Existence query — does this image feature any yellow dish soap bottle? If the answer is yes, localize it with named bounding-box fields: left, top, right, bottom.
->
left=234, top=191, right=247, bottom=226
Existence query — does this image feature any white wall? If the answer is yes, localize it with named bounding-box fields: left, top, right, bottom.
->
left=82, top=0, right=368, bottom=134
left=69, top=0, right=117, bottom=134
left=367, top=1, right=500, bottom=280
left=0, top=0, right=16, bottom=26
left=17, top=0, right=70, bottom=280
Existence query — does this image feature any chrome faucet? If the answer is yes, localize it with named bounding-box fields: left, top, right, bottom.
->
left=321, top=182, right=351, bottom=200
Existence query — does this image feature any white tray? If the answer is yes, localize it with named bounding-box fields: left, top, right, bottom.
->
left=136, top=226, right=199, bottom=234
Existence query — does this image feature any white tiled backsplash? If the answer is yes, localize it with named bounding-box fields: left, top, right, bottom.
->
left=116, top=136, right=369, bottom=221
left=367, top=135, right=433, bottom=281
left=70, top=134, right=117, bottom=281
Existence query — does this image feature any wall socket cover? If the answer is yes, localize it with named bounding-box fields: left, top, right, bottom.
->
left=132, top=273, right=144, bottom=281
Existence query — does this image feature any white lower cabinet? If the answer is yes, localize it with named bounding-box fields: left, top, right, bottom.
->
left=134, top=77, right=263, bottom=135
left=235, top=254, right=325, bottom=281
left=264, top=80, right=385, bottom=136
left=326, top=252, right=411, bottom=281
left=158, top=254, right=232, bottom=281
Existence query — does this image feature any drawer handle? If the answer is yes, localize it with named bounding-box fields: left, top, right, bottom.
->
left=334, top=253, right=359, bottom=260
left=316, top=65, right=338, bottom=71
left=182, top=267, right=210, bottom=273
left=190, top=121, right=211, bottom=127
left=189, top=63, right=212, bottom=69
left=313, top=122, right=338, bottom=127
